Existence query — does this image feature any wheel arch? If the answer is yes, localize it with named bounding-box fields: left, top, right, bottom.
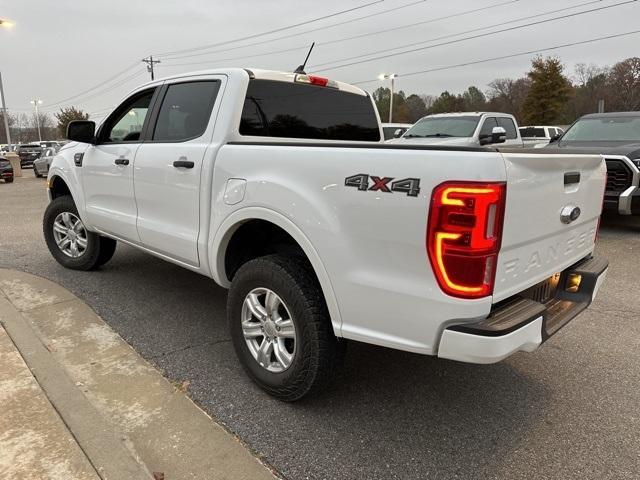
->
left=211, top=207, right=342, bottom=334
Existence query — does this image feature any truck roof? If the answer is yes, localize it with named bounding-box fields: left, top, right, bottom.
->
left=580, top=111, right=640, bottom=119
left=142, top=67, right=369, bottom=97
left=425, top=112, right=516, bottom=118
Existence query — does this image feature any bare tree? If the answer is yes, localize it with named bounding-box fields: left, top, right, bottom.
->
left=607, top=57, right=640, bottom=110
left=486, top=77, right=531, bottom=123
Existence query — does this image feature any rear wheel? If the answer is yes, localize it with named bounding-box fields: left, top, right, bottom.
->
left=4, top=177, right=13, bottom=183
left=227, top=254, right=344, bottom=401
left=43, top=195, right=111, bottom=270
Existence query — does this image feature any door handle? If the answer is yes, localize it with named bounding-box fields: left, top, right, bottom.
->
left=114, top=158, right=129, bottom=166
left=173, top=160, right=194, bottom=169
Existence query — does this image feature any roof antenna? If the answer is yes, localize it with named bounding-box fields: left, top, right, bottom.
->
left=294, top=42, right=315, bottom=74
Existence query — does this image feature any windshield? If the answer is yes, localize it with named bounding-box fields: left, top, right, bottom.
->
left=402, top=116, right=480, bottom=138
left=562, top=116, right=640, bottom=142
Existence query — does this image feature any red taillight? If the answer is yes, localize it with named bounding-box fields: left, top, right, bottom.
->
left=427, top=182, right=506, bottom=299
left=294, top=74, right=338, bottom=88
left=308, top=75, right=328, bottom=86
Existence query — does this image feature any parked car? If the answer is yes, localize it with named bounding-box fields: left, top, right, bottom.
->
left=548, top=111, right=640, bottom=215
left=34, top=147, right=57, bottom=178
left=381, top=122, right=413, bottom=140
left=391, top=112, right=524, bottom=147
left=44, top=68, right=607, bottom=400
left=0, top=156, right=13, bottom=183
left=519, top=126, right=565, bottom=147
left=17, top=144, right=43, bottom=168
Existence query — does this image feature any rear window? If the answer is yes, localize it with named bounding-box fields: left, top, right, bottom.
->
left=240, top=79, right=380, bottom=141
left=519, top=127, right=546, bottom=138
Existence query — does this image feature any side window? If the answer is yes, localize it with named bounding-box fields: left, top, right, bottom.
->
left=100, top=89, right=155, bottom=143
left=497, top=117, right=517, bottom=139
left=479, top=117, right=498, bottom=137
left=152, top=81, right=220, bottom=142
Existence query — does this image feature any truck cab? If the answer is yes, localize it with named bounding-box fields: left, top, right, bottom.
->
left=392, top=112, right=523, bottom=148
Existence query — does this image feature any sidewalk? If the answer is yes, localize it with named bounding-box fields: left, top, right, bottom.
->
left=0, top=268, right=277, bottom=480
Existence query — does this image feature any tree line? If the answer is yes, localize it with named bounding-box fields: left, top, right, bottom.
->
left=0, top=107, right=88, bottom=144
left=374, top=56, right=640, bottom=126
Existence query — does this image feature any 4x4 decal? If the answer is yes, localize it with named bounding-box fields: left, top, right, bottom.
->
left=344, top=174, right=420, bottom=197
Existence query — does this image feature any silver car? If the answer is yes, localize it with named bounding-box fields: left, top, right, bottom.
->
left=33, top=147, right=57, bottom=178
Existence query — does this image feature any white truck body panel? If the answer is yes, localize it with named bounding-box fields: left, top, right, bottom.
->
left=47, top=68, right=607, bottom=362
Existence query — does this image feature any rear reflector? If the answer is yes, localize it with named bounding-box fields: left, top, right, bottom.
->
left=294, top=74, right=338, bottom=88
left=427, top=182, right=506, bottom=299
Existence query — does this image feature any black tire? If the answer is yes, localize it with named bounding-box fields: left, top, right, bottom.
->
left=34, top=167, right=42, bottom=178
left=95, top=237, right=117, bottom=267
left=43, top=195, right=106, bottom=271
left=4, top=177, right=13, bottom=183
left=227, top=254, right=344, bottom=401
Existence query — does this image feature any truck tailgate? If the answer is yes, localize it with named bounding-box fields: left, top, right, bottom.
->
left=493, top=152, right=606, bottom=302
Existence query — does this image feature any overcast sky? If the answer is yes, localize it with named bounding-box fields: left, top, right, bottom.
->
left=1, top=0, right=639, bottom=121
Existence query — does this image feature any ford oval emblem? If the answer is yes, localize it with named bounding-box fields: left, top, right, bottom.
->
left=560, top=205, right=581, bottom=224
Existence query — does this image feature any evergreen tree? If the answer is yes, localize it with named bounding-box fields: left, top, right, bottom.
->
left=54, top=107, right=89, bottom=137
left=522, top=56, right=572, bottom=124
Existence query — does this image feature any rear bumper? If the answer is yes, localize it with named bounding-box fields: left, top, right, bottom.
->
left=438, top=255, right=608, bottom=364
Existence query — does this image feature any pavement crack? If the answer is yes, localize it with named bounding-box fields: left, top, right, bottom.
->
left=149, top=338, right=231, bottom=360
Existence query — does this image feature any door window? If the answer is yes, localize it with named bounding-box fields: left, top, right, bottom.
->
left=152, top=81, right=221, bottom=142
left=479, top=117, right=498, bottom=137
left=99, top=89, right=155, bottom=143
left=496, top=117, right=518, bottom=139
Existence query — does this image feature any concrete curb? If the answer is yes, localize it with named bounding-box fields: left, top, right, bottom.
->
left=0, top=294, right=156, bottom=479
left=0, top=269, right=277, bottom=480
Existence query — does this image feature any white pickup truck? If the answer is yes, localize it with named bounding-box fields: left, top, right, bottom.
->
left=44, top=68, right=608, bottom=401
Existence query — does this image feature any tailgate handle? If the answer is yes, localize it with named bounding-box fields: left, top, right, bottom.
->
left=564, top=172, right=580, bottom=185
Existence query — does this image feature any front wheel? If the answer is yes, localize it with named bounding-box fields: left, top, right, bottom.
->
left=43, top=195, right=110, bottom=270
left=227, top=254, right=344, bottom=401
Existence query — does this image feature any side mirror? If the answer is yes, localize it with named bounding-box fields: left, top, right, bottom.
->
left=549, top=134, right=561, bottom=143
left=67, top=120, right=96, bottom=144
left=479, top=126, right=507, bottom=145
left=490, top=126, right=507, bottom=144
left=393, top=128, right=404, bottom=138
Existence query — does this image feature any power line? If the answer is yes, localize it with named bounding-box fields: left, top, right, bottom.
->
left=350, top=28, right=640, bottom=85
left=58, top=69, right=147, bottom=111
left=154, top=0, right=385, bottom=58
left=311, top=0, right=637, bottom=72
left=43, top=61, right=141, bottom=108
left=158, top=0, right=430, bottom=62
left=314, top=0, right=597, bottom=56
left=159, top=0, right=602, bottom=73
left=159, top=0, right=519, bottom=69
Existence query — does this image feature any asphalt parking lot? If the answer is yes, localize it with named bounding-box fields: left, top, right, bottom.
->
left=1, top=175, right=639, bottom=480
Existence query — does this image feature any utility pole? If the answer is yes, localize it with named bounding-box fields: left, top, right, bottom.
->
left=142, top=56, right=161, bottom=80
left=30, top=99, right=43, bottom=142
left=0, top=71, right=12, bottom=150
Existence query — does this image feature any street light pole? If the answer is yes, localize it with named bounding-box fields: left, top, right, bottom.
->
left=0, top=72, right=12, bottom=150
left=0, top=19, right=14, bottom=149
left=30, top=99, right=43, bottom=142
left=378, top=73, right=397, bottom=123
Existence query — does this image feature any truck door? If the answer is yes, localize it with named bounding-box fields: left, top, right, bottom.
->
left=132, top=78, right=222, bottom=267
left=81, top=87, right=158, bottom=241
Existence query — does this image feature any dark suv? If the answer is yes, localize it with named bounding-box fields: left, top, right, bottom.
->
left=0, top=156, right=13, bottom=183
left=548, top=112, right=640, bottom=215
left=17, top=144, right=43, bottom=168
